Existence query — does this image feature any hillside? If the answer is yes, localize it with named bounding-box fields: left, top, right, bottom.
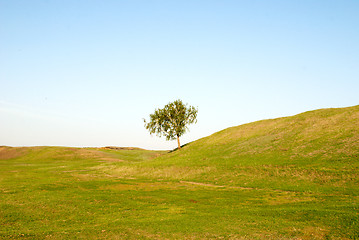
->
left=1, top=105, right=358, bottom=239
left=105, top=105, right=359, bottom=193
left=162, top=104, right=359, bottom=166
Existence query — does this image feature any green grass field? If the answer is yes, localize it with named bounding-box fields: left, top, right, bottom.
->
left=1, top=106, right=358, bottom=239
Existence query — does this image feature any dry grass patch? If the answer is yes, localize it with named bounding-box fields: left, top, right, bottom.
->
left=99, top=165, right=216, bottom=180
left=102, top=181, right=185, bottom=191
left=234, top=165, right=358, bottom=186
left=0, top=146, right=29, bottom=160
left=292, top=226, right=332, bottom=240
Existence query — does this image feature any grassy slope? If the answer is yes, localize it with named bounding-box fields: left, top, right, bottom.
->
left=110, top=106, right=359, bottom=193
left=0, top=105, right=358, bottom=239
left=104, top=105, right=359, bottom=238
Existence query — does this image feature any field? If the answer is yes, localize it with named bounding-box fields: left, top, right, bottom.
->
left=1, top=105, right=359, bottom=239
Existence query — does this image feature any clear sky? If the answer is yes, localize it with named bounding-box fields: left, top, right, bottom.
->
left=1, top=0, right=358, bottom=150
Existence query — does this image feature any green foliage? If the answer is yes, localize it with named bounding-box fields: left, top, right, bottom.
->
left=144, top=99, right=198, bottom=148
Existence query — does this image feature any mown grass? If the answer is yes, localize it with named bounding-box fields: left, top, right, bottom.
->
left=1, top=105, right=359, bottom=239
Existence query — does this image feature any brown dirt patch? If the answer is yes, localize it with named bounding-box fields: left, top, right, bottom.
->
left=0, top=146, right=28, bottom=160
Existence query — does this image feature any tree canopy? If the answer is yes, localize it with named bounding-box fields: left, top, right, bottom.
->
left=144, top=99, right=198, bottom=149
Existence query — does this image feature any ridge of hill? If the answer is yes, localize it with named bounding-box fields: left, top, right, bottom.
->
left=113, top=105, right=359, bottom=194
left=160, top=105, right=359, bottom=166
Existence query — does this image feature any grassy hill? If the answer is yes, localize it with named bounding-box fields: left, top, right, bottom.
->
left=1, top=105, right=358, bottom=239
left=108, top=105, right=359, bottom=193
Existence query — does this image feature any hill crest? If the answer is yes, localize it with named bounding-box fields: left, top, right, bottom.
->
left=163, top=105, right=359, bottom=166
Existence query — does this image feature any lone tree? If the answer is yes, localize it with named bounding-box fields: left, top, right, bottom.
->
left=144, top=99, right=198, bottom=149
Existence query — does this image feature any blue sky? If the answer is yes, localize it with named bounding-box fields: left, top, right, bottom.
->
left=1, top=0, right=358, bottom=149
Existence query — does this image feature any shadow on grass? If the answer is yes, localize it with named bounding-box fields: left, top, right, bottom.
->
left=169, top=142, right=192, bottom=153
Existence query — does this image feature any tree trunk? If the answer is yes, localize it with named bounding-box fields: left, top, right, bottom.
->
left=177, top=135, right=181, bottom=149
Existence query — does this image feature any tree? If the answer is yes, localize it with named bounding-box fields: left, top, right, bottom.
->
left=144, top=99, right=198, bottom=149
